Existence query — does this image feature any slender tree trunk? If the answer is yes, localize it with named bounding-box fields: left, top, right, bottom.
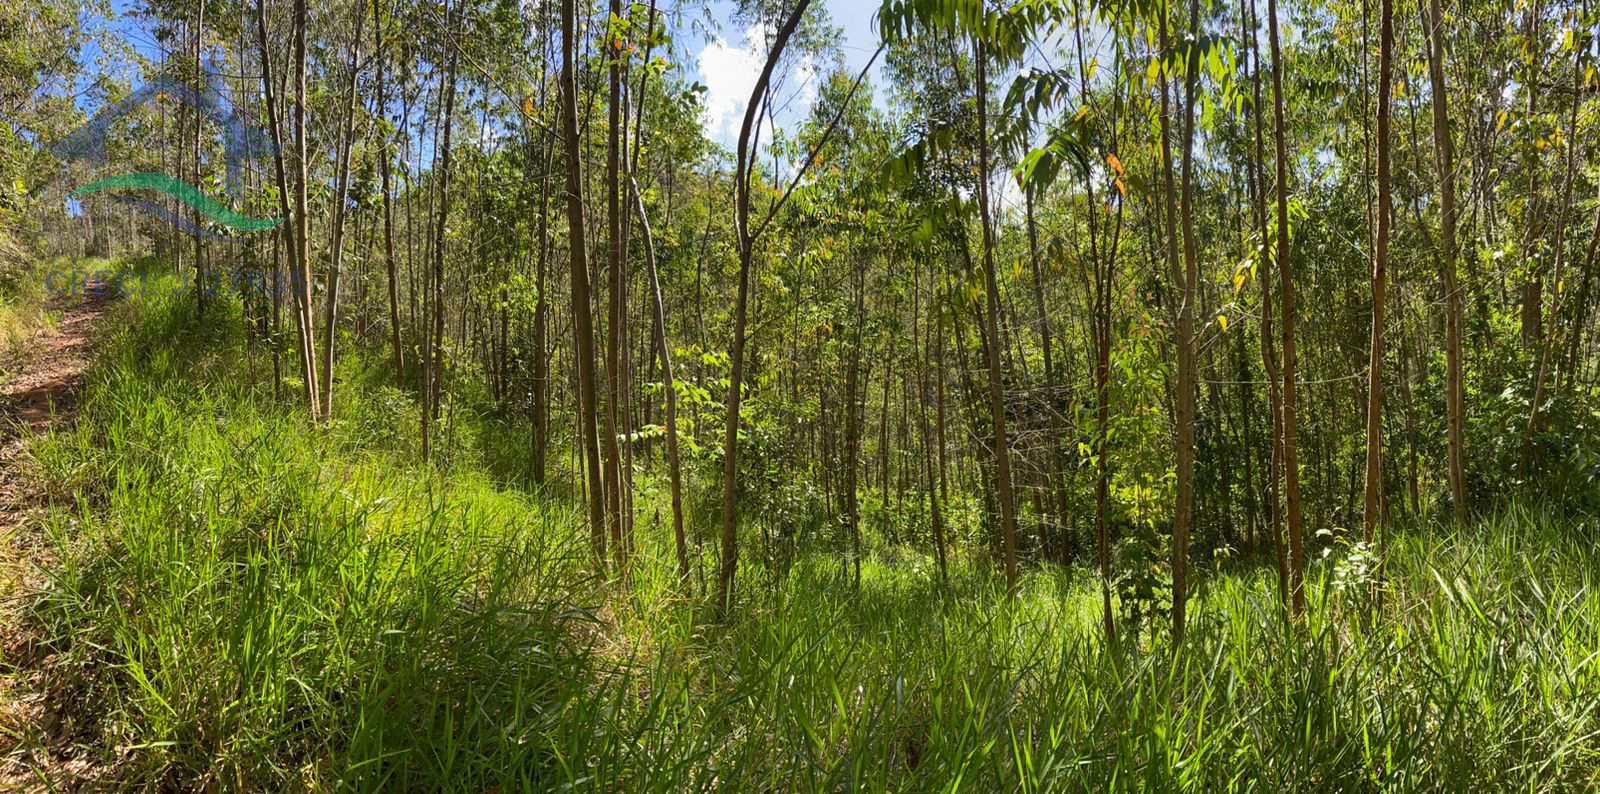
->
left=628, top=177, right=688, bottom=581
left=1422, top=0, right=1466, bottom=524
left=602, top=0, right=628, bottom=568
left=376, top=0, right=403, bottom=384
left=256, top=0, right=293, bottom=405
left=845, top=261, right=865, bottom=590
left=918, top=259, right=948, bottom=584
left=1245, top=0, right=1287, bottom=609
left=717, top=0, right=811, bottom=610
left=1520, top=0, right=1544, bottom=349
left=562, top=0, right=607, bottom=563
left=320, top=6, right=365, bottom=421
left=531, top=9, right=554, bottom=485
left=1364, top=0, right=1393, bottom=545
left=1166, top=0, right=1202, bottom=642
left=192, top=0, right=207, bottom=318
left=1268, top=0, right=1308, bottom=618
left=973, top=33, right=1020, bottom=594
left=291, top=0, right=320, bottom=417
left=620, top=0, right=685, bottom=582
left=425, top=5, right=459, bottom=461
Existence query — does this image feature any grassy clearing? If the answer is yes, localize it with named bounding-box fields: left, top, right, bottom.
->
left=11, top=278, right=1600, bottom=790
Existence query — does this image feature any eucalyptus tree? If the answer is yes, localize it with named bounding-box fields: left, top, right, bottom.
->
left=1421, top=0, right=1466, bottom=524
left=255, top=0, right=318, bottom=419
left=1265, top=0, right=1307, bottom=618
left=561, top=0, right=607, bottom=563
left=1363, top=0, right=1393, bottom=545
left=716, top=0, right=880, bottom=608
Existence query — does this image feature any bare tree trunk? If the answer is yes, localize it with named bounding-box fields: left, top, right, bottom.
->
left=602, top=0, right=628, bottom=568
left=620, top=0, right=685, bottom=582
left=1267, top=0, right=1308, bottom=618
left=562, top=0, right=607, bottom=563
left=973, top=33, right=1020, bottom=595
left=375, top=0, right=403, bottom=384
left=917, top=258, right=948, bottom=584
left=845, top=260, right=865, bottom=590
left=533, top=135, right=552, bottom=483
left=1520, top=0, right=1544, bottom=350
left=192, top=0, right=208, bottom=318
left=1364, top=0, right=1393, bottom=545
left=1166, top=0, right=1202, bottom=642
left=531, top=4, right=554, bottom=485
left=320, top=5, right=365, bottom=421
left=291, top=0, right=320, bottom=417
left=425, top=4, right=459, bottom=462
left=1244, top=0, right=1287, bottom=609
left=1422, top=0, right=1467, bottom=524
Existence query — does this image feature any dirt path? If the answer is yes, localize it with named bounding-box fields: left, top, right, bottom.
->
left=0, top=281, right=114, bottom=789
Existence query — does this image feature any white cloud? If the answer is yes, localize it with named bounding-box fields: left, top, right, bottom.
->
left=696, top=24, right=819, bottom=151
left=698, top=26, right=765, bottom=144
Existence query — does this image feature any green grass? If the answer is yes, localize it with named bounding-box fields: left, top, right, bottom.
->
left=12, top=278, right=1600, bottom=790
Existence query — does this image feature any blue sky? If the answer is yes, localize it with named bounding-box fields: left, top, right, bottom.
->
left=73, top=0, right=884, bottom=149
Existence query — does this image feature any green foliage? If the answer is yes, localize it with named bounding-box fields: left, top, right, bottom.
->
left=15, top=270, right=1600, bottom=791
left=1470, top=373, right=1600, bottom=515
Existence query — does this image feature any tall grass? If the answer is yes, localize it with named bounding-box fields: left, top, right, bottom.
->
left=15, top=280, right=1600, bottom=790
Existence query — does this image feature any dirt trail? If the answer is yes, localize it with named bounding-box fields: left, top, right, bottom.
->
left=0, top=281, right=114, bottom=789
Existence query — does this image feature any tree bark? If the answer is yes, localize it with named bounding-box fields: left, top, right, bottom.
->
left=1267, top=0, right=1308, bottom=619
left=1422, top=0, right=1467, bottom=524
left=425, top=5, right=459, bottom=461
left=320, top=5, right=365, bottom=421
left=1169, top=0, right=1202, bottom=642
left=375, top=0, right=403, bottom=385
left=973, top=33, right=1021, bottom=595
left=291, top=0, right=320, bottom=417
left=1364, top=0, right=1393, bottom=545
left=560, top=0, right=606, bottom=563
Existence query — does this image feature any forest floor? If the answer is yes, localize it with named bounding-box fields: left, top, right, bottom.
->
left=0, top=277, right=113, bottom=789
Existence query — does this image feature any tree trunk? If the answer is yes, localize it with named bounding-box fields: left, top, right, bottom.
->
left=192, top=0, right=207, bottom=318
left=375, top=0, right=404, bottom=385
left=973, top=33, right=1020, bottom=595
left=717, top=0, right=811, bottom=610
left=562, top=0, right=607, bottom=564
left=291, top=0, right=320, bottom=417
left=1267, top=0, right=1308, bottom=618
left=1422, top=0, right=1466, bottom=524
left=602, top=0, right=629, bottom=569
left=320, top=6, right=364, bottom=421
left=425, top=6, right=459, bottom=461
left=1166, top=0, right=1202, bottom=642
left=845, top=260, right=865, bottom=590
left=1364, top=0, right=1392, bottom=545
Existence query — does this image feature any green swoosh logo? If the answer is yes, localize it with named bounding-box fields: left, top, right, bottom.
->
left=70, top=172, right=283, bottom=232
